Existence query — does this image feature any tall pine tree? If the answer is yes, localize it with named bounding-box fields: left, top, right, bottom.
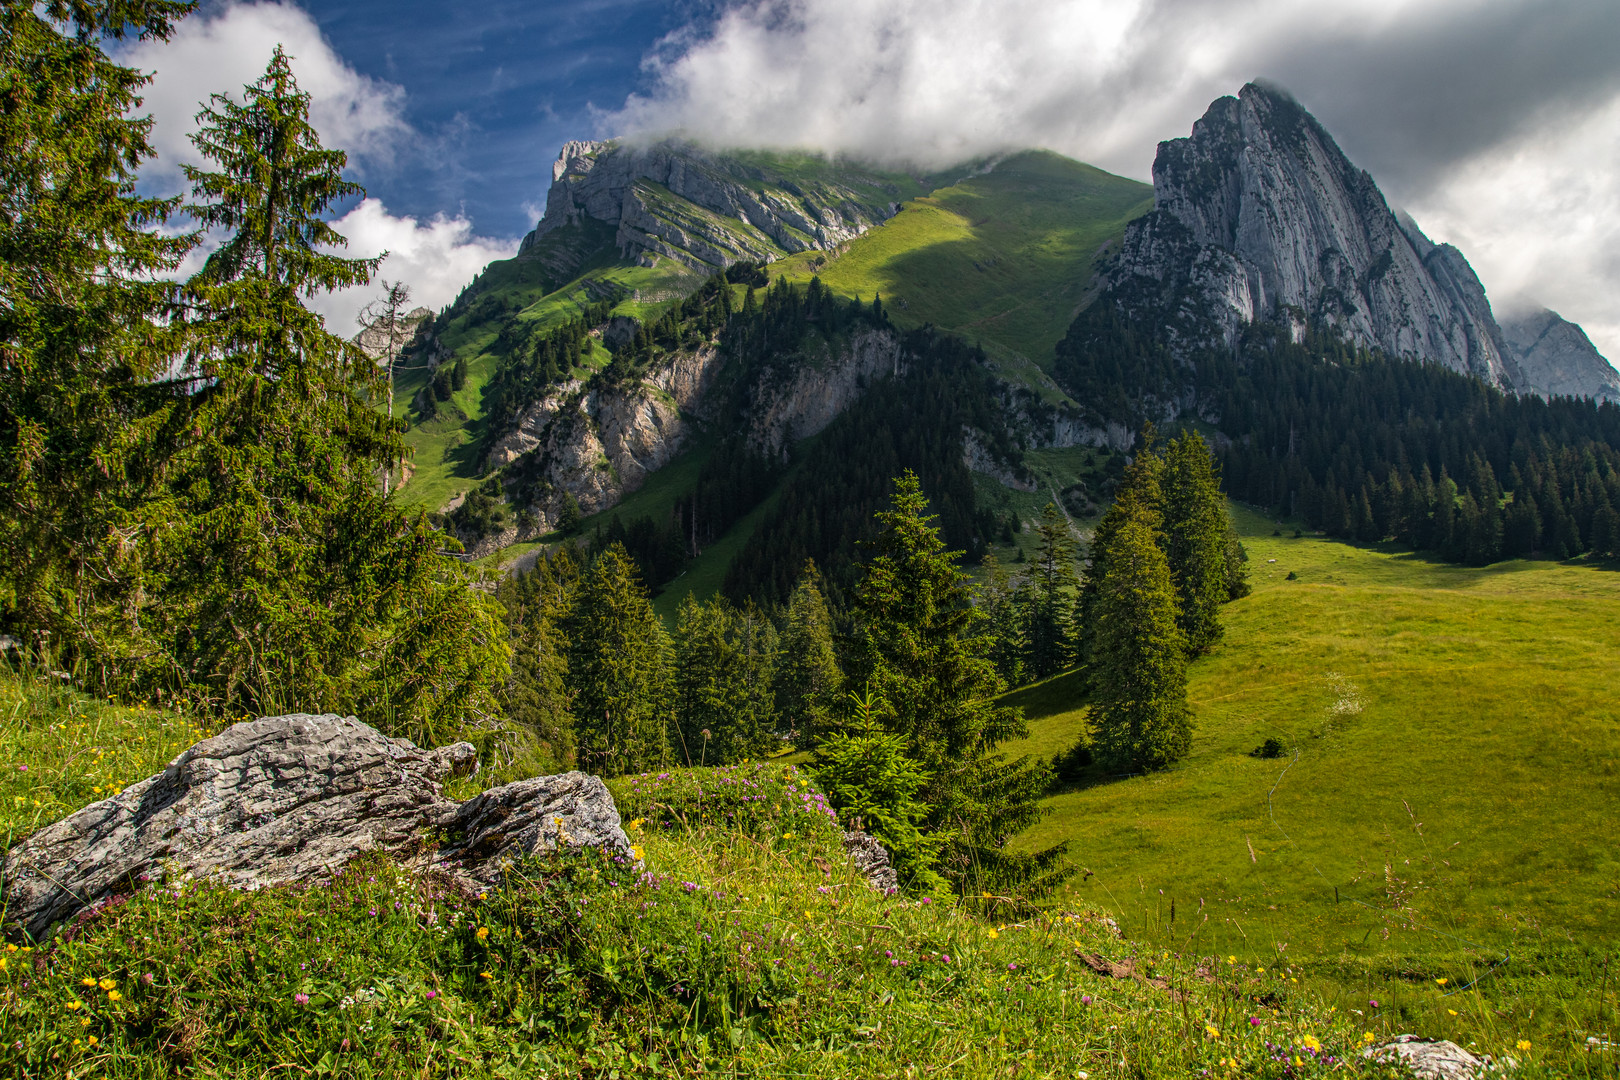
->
left=1021, top=502, right=1080, bottom=680
left=562, top=544, right=671, bottom=776
left=1088, top=505, right=1191, bottom=773
left=846, top=472, right=1065, bottom=895
left=773, top=561, right=843, bottom=744
left=1161, top=432, right=1231, bottom=655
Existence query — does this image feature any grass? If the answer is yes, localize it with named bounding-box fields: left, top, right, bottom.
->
left=997, top=504, right=1620, bottom=1062
left=2, top=676, right=1505, bottom=1077
left=772, top=151, right=1152, bottom=373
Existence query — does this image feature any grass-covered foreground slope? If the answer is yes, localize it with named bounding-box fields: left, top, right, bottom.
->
left=1002, top=505, right=1620, bottom=1060
left=772, top=151, right=1153, bottom=373
left=0, top=673, right=1517, bottom=1079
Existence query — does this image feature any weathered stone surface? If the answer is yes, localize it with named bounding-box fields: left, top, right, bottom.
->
left=1363, top=1035, right=1492, bottom=1079
left=842, top=830, right=899, bottom=894
left=1502, top=307, right=1620, bottom=402
left=519, top=139, right=902, bottom=271
left=1109, top=82, right=1529, bottom=392
left=2, top=715, right=631, bottom=941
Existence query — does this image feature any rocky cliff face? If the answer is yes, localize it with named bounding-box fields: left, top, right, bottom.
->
left=519, top=140, right=903, bottom=272
left=1501, top=308, right=1620, bottom=402
left=739, top=327, right=903, bottom=459
left=1109, top=82, right=1527, bottom=390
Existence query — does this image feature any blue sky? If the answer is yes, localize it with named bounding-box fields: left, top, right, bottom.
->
left=307, top=0, right=705, bottom=235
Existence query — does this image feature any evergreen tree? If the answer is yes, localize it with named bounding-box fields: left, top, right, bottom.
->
left=561, top=544, right=671, bottom=776
left=672, top=593, right=775, bottom=766
left=1089, top=505, right=1192, bottom=773
left=0, top=0, right=197, bottom=665
left=1077, top=433, right=1163, bottom=671
left=977, top=552, right=1026, bottom=687
left=1021, top=502, right=1080, bottom=680
left=145, top=48, right=508, bottom=735
left=846, top=472, right=1065, bottom=895
left=773, top=562, right=844, bottom=744
left=1161, top=432, right=1231, bottom=655
left=496, top=548, right=578, bottom=768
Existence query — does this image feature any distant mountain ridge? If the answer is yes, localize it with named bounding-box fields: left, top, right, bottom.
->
left=1098, top=81, right=1618, bottom=401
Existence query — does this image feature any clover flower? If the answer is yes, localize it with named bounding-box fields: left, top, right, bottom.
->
left=294, top=993, right=310, bottom=1005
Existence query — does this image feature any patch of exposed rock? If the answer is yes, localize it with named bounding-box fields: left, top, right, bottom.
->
left=1501, top=307, right=1620, bottom=402
left=741, top=327, right=903, bottom=459
left=521, top=140, right=904, bottom=271
left=842, top=830, right=898, bottom=894
left=1, top=715, right=632, bottom=942
left=353, top=306, right=432, bottom=363
left=1363, top=1035, right=1507, bottom=1079
left=1110, top=82, right=1526, bottom=391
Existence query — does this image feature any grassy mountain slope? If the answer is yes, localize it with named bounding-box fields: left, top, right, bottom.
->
left=997, top=506, right=1620, bottom=1054
left=389, top=149, right=1148, bottom=516
left=771, top=151, right=1153, bottom=372
left=0, top=673, right=1544, bottom=1078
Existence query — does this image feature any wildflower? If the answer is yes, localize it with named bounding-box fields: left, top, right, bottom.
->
left=1517, top=1040, right=1531, bottom=1051
left=1364, top=1032, right=1376, bottom=1043
left=1435, top=977, right=1448, bottom=986
left=1448, top=1009, right=1458, bottom=1016
left=294, top=993, right=310, bottom=1006
left=1301, top=1035, right=1321, bottom=1052
left=1008, top=963, right=1018, bottom=972
left=1369, top=999, right=1380, bottom=1008
left=426, top=990, right=437, bottom=1000
left=782, top=832, right=795, bottom=840
left=81, top=977, right=97, bottom=988
left=1080, top=995, right=1091, bottom=1006
left=1206, top=1025, right=1220, bottom=1038
left=941, top=954, right=951, bottom=964
left=629, top=818, right=645, bottom=830
left=631, top=845, right=645, bottom=861
left=106, top=989, right=122, bottom=1002
left=476, top=926, right=489, bottom=942
left=98, top=978, right=115, bottom=991
left=1227, top=955, right=1237, bottom=964
left=987, top=928, right=999, bottom=939
left=479, top=971, right=492, bottom=979
left=66, top=1001, right=81, bottom=1011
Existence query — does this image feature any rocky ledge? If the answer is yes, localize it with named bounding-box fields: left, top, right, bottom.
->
left=0, top=714, right=634, bottom=941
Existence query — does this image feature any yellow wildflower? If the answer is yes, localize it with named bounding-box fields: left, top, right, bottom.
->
left=87, top=1036, right=98, bottom=1047
left=1301, top=1035, right=1321, bottom=1052
left=1448, top=1009, right=1458, bottom=1016
left=1435, top=977, right=1448, bottom=986
left=629, top=818, right=645, bottom=830
left=1363, top=1032, right=1376, bottom=1043
left=97, top=978, right=115, bottom=991
left=106, top=989, right=122, bottom=1002
left=987, top=928, right=999, bottom=939
left=66, top=1001, right=81, bottom=1011
left=1227, top=955, right=1237, bottom=964
left=1517, top=1040, right=1532, bottom=1051
left=475, top=926, right=489, bottom=942
left=479, top=971, right=492, bottom=979
left=630, top=845, right=645, bottom=861
left=1205, top=1025, right=1220, bottom=1038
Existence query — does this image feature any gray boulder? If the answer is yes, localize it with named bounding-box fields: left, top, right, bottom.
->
left=1363, top=1035, right=1496, bottom=1079
left=2, top=714, right=633, bottom=941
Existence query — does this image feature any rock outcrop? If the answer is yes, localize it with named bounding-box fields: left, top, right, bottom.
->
left=1363, top=1035, right=1499, bottom=1079
left=1, top=715, right=633, bottom=941
left=1501, top=307, right=1620, bottom=402
left=1108, top=82, right=1527, bottom=391
left=740, top=327, right=903, bottom=459
left=519, top=139, right=904, bottom=271
left=353, top=306, right=432, bottom=363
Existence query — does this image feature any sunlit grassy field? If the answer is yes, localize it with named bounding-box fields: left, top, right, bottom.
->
left=998, top=505, right=1620, bottom=1058
left=773, top=151, right=1152, bottom=370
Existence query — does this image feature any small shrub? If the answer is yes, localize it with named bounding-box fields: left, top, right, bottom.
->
left=1251, top=737, right=1285, bottom=759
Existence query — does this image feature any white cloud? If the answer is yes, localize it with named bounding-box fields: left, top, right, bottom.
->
left=304, top=200, right=520, bottom=332
left=118, top=1, right=410, bottom=182
left=1401, top=95, right=1620, bottom=362
left=611, top=0, right=1620, bottom=362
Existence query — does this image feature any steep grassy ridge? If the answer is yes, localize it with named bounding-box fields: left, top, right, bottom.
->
left=772, top=151, right=1153, bottom=370
left=1000, top=507, right=1620, bottom=1058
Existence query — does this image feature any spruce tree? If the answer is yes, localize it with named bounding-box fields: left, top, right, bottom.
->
left=562, top=544, right=671, bottom=776
left=1077, top=433, right=1163, bottom=671
left=1021, top=502, right=1080, bottom=679
left=0, top=0, right=196, bottom=665
left=496, top=548, right=578, bottom=768
left=1161, top=432, right=1230, bottom=655
left=846, top=472, right=1065, bottom=895
left=1089, top=507, right=1191, bottom=773
left=773, top=561, right=843, bottom=744
left=673, top=594, right=775, bottom=766
left=154, top=47, right=507, bottom=737
left=977, top=552, right=1026, bottom=688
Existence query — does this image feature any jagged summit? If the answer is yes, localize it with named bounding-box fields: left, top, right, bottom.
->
left=518, top=139, right=910, bottom=273
left=1500, top=307, right=1620, bottom=402
left=1113, top=81, right=1526, bottom=390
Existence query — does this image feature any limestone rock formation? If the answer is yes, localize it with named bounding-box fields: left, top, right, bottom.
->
left=1109, top=82, right=1526, bottom=391
left=353, top=306, right=432, bottom=363
left=1363, top=1035, right=1497, bottom=1079
left=519, top=139, right=903, bottom=272
left=842, top=830, right=899, bottom=894
left=1501, top=307, right=1620, bottom=402
left=1, top=715, right=632, bottom=941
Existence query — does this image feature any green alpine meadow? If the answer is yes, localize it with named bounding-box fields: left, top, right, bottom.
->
left=2, top=2, right=1618, bottom=1078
